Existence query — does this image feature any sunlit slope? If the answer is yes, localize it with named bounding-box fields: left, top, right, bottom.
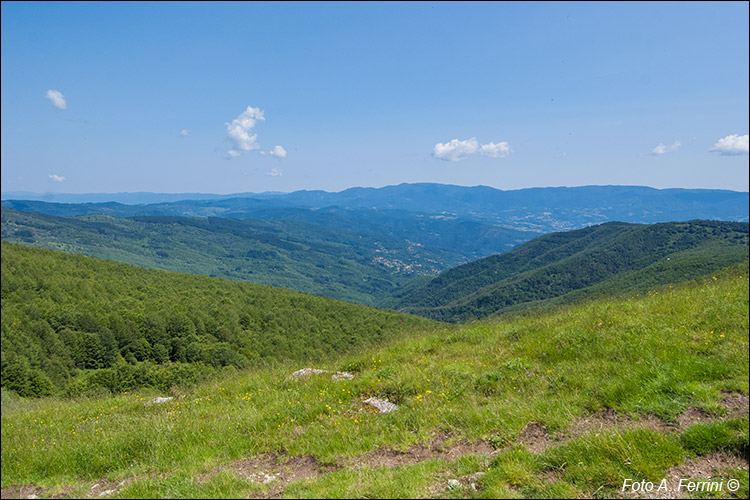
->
left=1, top=261, right=747, bottom=498
left=388, top=220, right=749, bottom=322
left=0, top=242, right=433, bottom=397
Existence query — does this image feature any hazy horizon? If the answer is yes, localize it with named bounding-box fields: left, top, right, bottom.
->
left=4, top=181, right=750, bottom=200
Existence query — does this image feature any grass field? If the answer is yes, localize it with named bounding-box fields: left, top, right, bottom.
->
left=2, top=262, right=748, bottom=498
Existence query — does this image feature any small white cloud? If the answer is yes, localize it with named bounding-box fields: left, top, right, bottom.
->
left=45, top=90, right=67, bottom=110
left=711, top=134, right=749, bottom=156
left=267, top=168, right=283, bottom=177
left=651, top=140, right=681, bottom=155
left=49, top=174, right=66, bottom=182
left=433, top=138, right=479, bottom=161
left=180, top=129, right=191, bottom=136
left=433, top=137, right=512, bottom=161
left=268, top=145, right=287, bottom=159
left=225, top=106, right=265, bottom=158
left=479, top=141, right=512, bottom=158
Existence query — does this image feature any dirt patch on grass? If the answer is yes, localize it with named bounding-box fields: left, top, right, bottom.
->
left=0, top=485, right=44, bottom=500
left=563, top=408, right=678, bottom=441
left=721, top=392, right=750, bottom=418
left=559, top=395, right=749, bottom=443
left=422, top=470, right=487, bottom=498
left=81, top=479, right=131, bottom=498
left=344, top=433, right=496, bottom=470
left=676, top=406, right=712, bottom=428
left=1, top=478, right=135, bottom=500
left=518, top=422, right=551, bottom=453
left=203, top=451, right=336, bottom=497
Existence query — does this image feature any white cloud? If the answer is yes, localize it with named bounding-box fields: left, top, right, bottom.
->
left=45, top=90, right=67, bottom=110
left=224, top=105, right=287, bottom=160
left=268, top=145, right=287, bottom=158
left=49, top=174, right=66, bottom=182
left=225, top=106, right=265, bottom=158
left=433, top=137, right=512, bottom=161
left=433, top=138, right=479, bottom=161
left=711, top=134, right=749, bottom=156
left=479, top=141, right=512, bottom=158
left=180, top=129, right=191, bottom=136
left=651, top=140, right=681, bottom=155
left=267, top=168, right=283, bottom=177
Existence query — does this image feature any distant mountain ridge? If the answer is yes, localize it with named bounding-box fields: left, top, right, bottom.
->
left=3, top=183, right=750, bottom=227
left=3, top=184, right=748, bottom=235
left=0, top=191, right=258, bottom=204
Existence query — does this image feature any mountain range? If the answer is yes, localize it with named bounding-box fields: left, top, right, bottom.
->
left=2, top=183, right=748, bottom=310
left=3, top=183, right=748, bottom=233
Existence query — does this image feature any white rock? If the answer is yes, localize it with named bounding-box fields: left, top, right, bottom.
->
left=98, top=490, right=116, bottom=497
left=332, top=372, right=354, bottom=380
left=150, top=397, right=174, bottom=404
left=447, top=479, right=461, bottom=489
left=362, top=397, right=399, bottom=414
left=290, top=368, right=328, bottom=378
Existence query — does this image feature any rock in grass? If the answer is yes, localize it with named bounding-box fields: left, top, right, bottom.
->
left=290, top=368, right=355, bottom=380
left=149, top=397, right=174, bottom=404
left=290, top=368, right=329, bottom=378
left=362, top=397, right=399, bottom=414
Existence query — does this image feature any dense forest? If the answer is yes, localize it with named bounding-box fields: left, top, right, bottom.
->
left=388, top=220, right=750, bottom=321
left=0, top=201, right=531, bottom=262
left=0, top=242, right=432, bottom=397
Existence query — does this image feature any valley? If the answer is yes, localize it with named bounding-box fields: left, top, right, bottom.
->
left=1, top=186, right=748, bottom=498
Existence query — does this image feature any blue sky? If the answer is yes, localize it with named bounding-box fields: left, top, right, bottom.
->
left=1, top=1, right=748, bottom=194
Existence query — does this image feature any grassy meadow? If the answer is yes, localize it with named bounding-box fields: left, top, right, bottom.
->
left=1, top=262, right=748, bottom=498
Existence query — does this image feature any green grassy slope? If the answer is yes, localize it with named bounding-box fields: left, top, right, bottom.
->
left=388, top=220, right=749, bottom=321
left=1, top=262, right=747, bottom=498
left=0, top=242, right=433, bottom=397
left=1, top=208, right=468, bottom=305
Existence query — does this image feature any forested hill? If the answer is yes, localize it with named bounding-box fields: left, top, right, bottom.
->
left=0, top=242, right=433, bottom=397
left=1, top=208, right=477, bottom=306
left=386, top=220, right=750, bottom=322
